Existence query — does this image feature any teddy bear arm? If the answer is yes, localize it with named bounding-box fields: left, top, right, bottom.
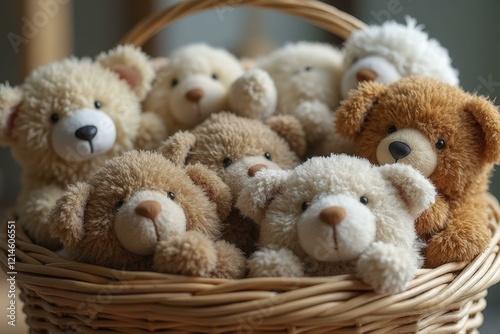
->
left=134, top=111, right=168, bottom=150
left=415, top=195, right=449, bottom=236
left=209, top=240, right=246, bottom=279
left=153, top=231, right=218, bottom=277
left=290, top=101, right=334, bottom=143
left=247, top=246, right=305, bottom=278
left=357, top=241, right=419, bottom=294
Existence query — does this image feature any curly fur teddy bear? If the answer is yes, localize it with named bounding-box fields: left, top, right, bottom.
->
left=237, top=154, right=436, bottom=294
left=159, top=112, right=306, bottom=256
left=48, top=150, right=245, bottom=278
left=335, top=76, right=500, bottom=267
left=144, top=43, right=244, bottom=133
left=0, top=45, right=167, bottom=250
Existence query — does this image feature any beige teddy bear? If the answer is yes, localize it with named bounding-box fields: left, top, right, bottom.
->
left=0, top=45, right=167, bottom=250
left=48, top=150, right=245, bottom=278
left=144, top=43, right=244, bottom=134
left=159, top=112, right=306, bottom=256
left=237, top=154, right=436, bottom=294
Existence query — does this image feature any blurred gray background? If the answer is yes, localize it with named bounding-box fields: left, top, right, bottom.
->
left=0, top=0, right=499, bottom=333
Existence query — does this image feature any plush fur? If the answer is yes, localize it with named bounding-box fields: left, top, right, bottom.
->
left=0, top=45, right=167, bottom=250
left=159, top=112, right=306, bottom=256
left=48, top=150, right=245, bottom=278
left=341, top=17, right=459, bottom=99
left=229, top=42, right=349, bottom=156
left=336, top=76, right=500, bottom=267
left=237, top=154, right=436, bottom=294
left=144, top=43, right=244, bottom=133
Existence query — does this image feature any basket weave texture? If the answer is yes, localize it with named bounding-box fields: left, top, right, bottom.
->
left=2, top=0, right=500, bottom=333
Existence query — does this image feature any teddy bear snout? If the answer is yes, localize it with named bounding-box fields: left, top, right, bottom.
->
left=185, top=88, right=205, bottom=103
left=319, top=206, right=346, bottom=227
left=248, top=164, right=269, bottom=177
left=388, top=141, right=412, bottom=161
left=135, top=200, right=162, bottom=221
left=356, top=69, right=378, bottom=82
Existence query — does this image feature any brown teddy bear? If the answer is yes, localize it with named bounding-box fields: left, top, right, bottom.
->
left=48, top=150, right=245, bottom=278
left=0, top=45, right=167, bottom=250
left=159, top=112, right=306, bottom=256
left=335, top=76, right=500, bottom=267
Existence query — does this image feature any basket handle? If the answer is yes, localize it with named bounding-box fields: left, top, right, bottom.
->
left=120, top=0, right=367, bottom=47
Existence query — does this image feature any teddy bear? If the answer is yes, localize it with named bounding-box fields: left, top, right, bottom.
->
left=143, top=43, right=245, bottom=134
left=0, top=45, right=167, bottom=250
left=335, top=76, right=500, bottom=267
left=159, top=111, right=306, bottom=256
left=340, top=17, right=459, bottom=100
left=228, top=41, right=351, bottom=156
left=48, top=150, right=245, bottom=278
left=236, top=154, right=436, bottom=294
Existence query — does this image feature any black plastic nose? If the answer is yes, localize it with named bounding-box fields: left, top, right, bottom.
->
left=389, top=141, right=411, bottom=160
left=75, top=126, right=97, bottom=141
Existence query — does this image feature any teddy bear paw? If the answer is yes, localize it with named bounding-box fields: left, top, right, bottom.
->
left=357, top=241, right=418, bottom=294
left=153, top=231, right=218, bottom=277
left=292, top=101, right=334, bottom=142
left=209, top=240, right=246, bottom=279
left=248, top=247, right=304, bottom=277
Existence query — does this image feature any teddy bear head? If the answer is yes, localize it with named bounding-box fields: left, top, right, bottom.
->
left=145, top=43, right=244, bottom=132
left=0, top=45, right=155, bottom=184
left=341, top=17, right=459, bottom=99
left=336, top=76, right=500, bottom=197
left=237, top=154, right=435, bottom=262
left=160, top=112, right=306, bottom=200
left=48, top=150, right=231, bottom=270
left=257, top=41, right=343, bottom=111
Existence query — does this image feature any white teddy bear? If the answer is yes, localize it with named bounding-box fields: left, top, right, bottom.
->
left=229, top=42, right=348, bottom=155
left=237, top=154, right=436, bottom=294
left=144, top=43, right=244, bottom=133
left=340, top=17, right=459, bottom=99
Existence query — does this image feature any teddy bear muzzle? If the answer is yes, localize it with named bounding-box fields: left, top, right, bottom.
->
left=50, top=108, right=117, bottom=162
left=114, top=190, right=187, bottom=256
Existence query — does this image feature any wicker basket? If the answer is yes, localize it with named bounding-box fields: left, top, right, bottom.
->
left=1, top=0, right=500, bottom=333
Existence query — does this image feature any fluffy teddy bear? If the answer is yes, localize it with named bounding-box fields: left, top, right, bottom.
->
left=144, top=43, right=244, bottom=134
left=335, top=76, right=500, bottom=267
left=0, top=45, right=167, bottom=250
left=340, top=17, right=459, bottom=100
left=48, top=150, right=245, bottom=278
left=229, top=41, right=350, bottom=156
left=237, top=154, right=436, bottom=294
left=159, top=112, right=306, bottom=256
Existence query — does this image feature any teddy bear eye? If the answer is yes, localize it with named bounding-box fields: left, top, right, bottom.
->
left=222, top=157, right=233, bottom=168
left=435, top=139, right=446, bottom=150
left=115, top=200, right=125, bottom=209
left=167, top=192, right=175, bottom=200
left=94, top=101, right=102, bottom=109
left=387, top=126, right=397, bottom=134
left=50, top=113, right=59, bottom=124
left=360, top=196, right=369, bottom=205
left=264, top=152, right=272, bottom=160
left=211, top=73, right=219, bottom=80
left=304, top=66, right=312, bottom=72
left=171, top=78, right=179, bottom=87
left=301, top=201, right=310, bottom=212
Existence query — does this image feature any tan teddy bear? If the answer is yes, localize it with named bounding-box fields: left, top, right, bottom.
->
left=48, top=150, right=245, bottom=278
left=0, top=45, right=167, bottom=250
left=159, top=112, right=306, bottom=256
left=144, top=43, right=244, bottom=134
left=237, top=154, right=436, bottom=294
left=335, top=77, right=500, bottom=267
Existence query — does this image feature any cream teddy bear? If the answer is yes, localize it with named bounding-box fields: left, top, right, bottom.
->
left=237, top=154, right=436, bottom=294
left=144, top=43, right=244, bottom=133
left=0, top=45, right=167, bottom=250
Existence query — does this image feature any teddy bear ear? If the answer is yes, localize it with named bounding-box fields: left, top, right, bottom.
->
left=150, top=57, right=169, bottom=72
left=265, top=115, right=307, bottom=158
left=48, top=182, right=91, bottom=248
left=158, top=131, right=197, bottom=167
left=184, top=163, right=232, bottom=221
left=236, top=169, right=290, bottom=223
left=0, top=84, right=23, bottom=146
left=96, top=45, right=155, bottom=101
left=335, top=81, right=388, bottom=138
left=378, top=163, right=437, bottom=218
left=463, top=96, right=500, bottom=163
